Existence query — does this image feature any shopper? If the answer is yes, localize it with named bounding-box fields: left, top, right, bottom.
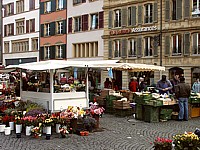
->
left=192, top=78, right=200, bottom=93
left=170, top=73, right=180, bottom=93
left=175, top=76, right=191, bottom=121
left=129, top=77, right=138, bottom=92
left=104, top=78, right=112, bottom=89
left=138, top=77, right=146, bottom=92
left=156, top=75, right=172, bottom=95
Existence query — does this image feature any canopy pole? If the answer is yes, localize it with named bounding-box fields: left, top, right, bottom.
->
left=50, top=69, right=54, bottom=112
left=85, top=65, right=89, bottom=107
left=20, top=69, right=22, bottom=98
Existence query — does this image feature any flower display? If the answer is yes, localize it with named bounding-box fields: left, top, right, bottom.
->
left=90, top=102, right=105, bottom=115
left=2, top=115, right=14, bottom=126
left=59, top=125, right=69, bottom=138
left=153, top=137, right=172, bottom=150
left=43, top=118, right=54, bottom=127
left=22, top=116, right=36, bottom=126
left=60, top=106, right=86, bottom=119
left=31, top=126, right=42, bottom=137
left=173, top=132, right=200, bottom=149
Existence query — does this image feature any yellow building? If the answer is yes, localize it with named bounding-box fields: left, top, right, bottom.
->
left=103, top=0, right=200, bottom=89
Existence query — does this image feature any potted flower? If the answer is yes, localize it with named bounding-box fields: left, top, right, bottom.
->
left=43, top=117, right=54, bottom=135
left=31, top=126, right=42, bottom=138
left=153, top=137, right=172, bottom=150
left=0, top=116, right=6, bottom=133
left=15, top=115, right=22, bottom=134
left=82, top=116, right=96, bottom=132
left=2, top=115, right=13, bottom=135
left=173, top=132, right=200, bottom=149
left=59, top=125, right=69, bottom=138
left=22, top=116, right=36, bottom=136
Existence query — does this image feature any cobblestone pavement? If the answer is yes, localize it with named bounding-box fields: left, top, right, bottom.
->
left=0, top=114, right=200, bottom=150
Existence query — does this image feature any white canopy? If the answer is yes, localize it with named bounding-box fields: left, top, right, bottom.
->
left=6, top=60, right=165, bottom=71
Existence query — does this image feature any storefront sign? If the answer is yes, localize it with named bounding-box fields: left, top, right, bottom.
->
left=110, top=26, right=158, bottom=35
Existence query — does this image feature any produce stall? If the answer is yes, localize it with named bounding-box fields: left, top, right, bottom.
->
left=189, top=93, right=200, bottom=118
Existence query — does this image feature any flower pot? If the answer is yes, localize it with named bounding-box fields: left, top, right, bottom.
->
left=43, top=127, right=46, bottom=134
left=25, top=126, right=32, bottom=136
left=0, top=124, right=6, bottom=132
left=9, top=122, right=14, bottom=130
left=15, top=124, right=21, bottom=134
left=46, top=134, right=51, bottom=140
left=56, top=124, right=60, bottom=133
left=16, top=133, right=21, bottom=138
left=4, top=127, right=11, bottom=135
left=46, top=126, right=51, bottom=135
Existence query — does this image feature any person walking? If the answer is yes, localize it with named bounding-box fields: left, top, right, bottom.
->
left=156, top=75, right=172, bottom=95
left=192, top=78, right=200, bottom=93
left=175, top=76, right=191, bottom=121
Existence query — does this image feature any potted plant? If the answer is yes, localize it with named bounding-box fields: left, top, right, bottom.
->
left=82, top=116, right=96, bottom=132
left=43, top=117, right=54, bottom=135
left=59, top=125, right=69, bottom=138
left=0, top=116, right=6, bottom=133
left=22, top=116, right=36, bottom=136
left=31, top=126, right=42, bottom=138
left=2, top=115, right=12, bottom=135
left=15, top=115, right=22, bottom=134
left=153, top=137, right=173, bottom=150
left=173, top=132, right=200, bottom=149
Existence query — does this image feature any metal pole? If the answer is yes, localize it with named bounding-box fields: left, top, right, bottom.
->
left=85, top=65, right=89, bottom=107
left=50, top=69, right=54, bottom=112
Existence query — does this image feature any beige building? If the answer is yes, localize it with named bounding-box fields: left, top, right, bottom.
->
left=103, top=0, right=200, bottom=89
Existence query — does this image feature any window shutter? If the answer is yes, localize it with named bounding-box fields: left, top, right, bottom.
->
left=40, top=47, right=44, bottom=60
left=193, top=33, right=198, bottom=54
left=50, top=22, right=55, bottom=36
left=29, top=0, right=33, bottom=10
left=32, top=19, right=35, bottom=32
left=165, top=0, right=170, bottom=21
left=11, top=3, right=14, bottom=15
left=99, top=11, right=104, bottom=28
left=121, top=38, right=127, bottom=58
left=165, top=35, right=170, bottom=56
left=184, top=0, right=190, bottom=18
left=108, top=11, right=113, bottom=29
left=82, top=14, right=88, bottom=31
left=26, top=20, right=29, bottom=33
left=176, top=0, right=182, bottom=20
left=63, top=0, right=67, bottom=9
left=4, top=25, right=7, bottom=37
left=108, top=40, right=113, bottom=59
left=122, top=7, right=127, bottom=27
left=50, top=46, right=55, bottom=59
left=153, top=3, right=158, bottom=22
left=40, top=2, right=44, bottom=14
left=137, top=37, right=142, bottom=57
left=4, top=5, right=7, bottom=17
left=184, top=33, right=190, bottom=55
left=62, top=44, right=66, bottom=59
left=63, top=20, right=66, bottom=34
left=51, top=0, right=56, bottom=12
left=41, top=24, right=44, bottom=37
left=138, top=5, right=142, bottom=25
left=68, top=18, right=72, bottom=33
left=11, top=24, right=14, bottom=35
left=153, top=35, right=159, bottom=57
left=131, top=6, right=136, bottom=26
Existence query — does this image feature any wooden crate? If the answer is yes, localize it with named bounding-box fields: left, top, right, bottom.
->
left=113, top=100, right=131, bottom=109
left=191, top=107, right=200, bottom=118
left=114, top=108, right=133, bottom=117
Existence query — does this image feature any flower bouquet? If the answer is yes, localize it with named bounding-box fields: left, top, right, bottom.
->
left=153, top=137, right=172, bottom=150
left=22, top=116, right=36, bottom=126
left=173, top=132, right=200, bottom=150
left=31, top=126, right=42, bottom=138
left=59, top=125, right=69, bottom=138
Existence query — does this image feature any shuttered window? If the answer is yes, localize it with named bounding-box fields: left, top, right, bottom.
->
left=153, top=3, right=158, bottom=22
left=176, top=0, right=182, bottom=20
left=41, top=24, right=44, bottom=37
left=192, top=33, right=200, bottom=55
left=121, top=7, right=127, bottom=27
left=108, top=11, right=113, bottom=29
left=144, top=37, right=153, bottom=56
left=45, top=46, right=51, bottom=59
left=40, top=2, right=44, bottom=14
left=82, top=14, right=88, bottom=31
left=184, top=33, right=190, bottom=55
left=99, top=11, right=104, bottom=28
left=137, top=37, right=142, bottom=57
left=138, top=5, right=143, bottom=24
left=184, top=0, right=190, bottom=18
left=29, top=0, right=35, bottom=10
left=121, top=38, right=127, bottom=58
left=165, top=0, right=170, bottom=21
left=56, top=21, right=63, bottom=34
left=51, top=0, right=56, bottom=12
left=144, top=4, right=153, bottom=23
left=172, top=34, right=182, bottom=56
left=114, top=10, right=121, bottom=27
left=114, top=40, right=121, bottom=57
left=128, top=39, right=137, bottom=57
left=68, top=18, right=72, bottom=33
left=45, top=23, right=50, bottom=36
left=50, top=22, right=55, bottom=36
left=108, top=40, right=113, bottom=59
left=165, top=36, right=170, bottom=56
left=40, top=47, right=44, bottom=60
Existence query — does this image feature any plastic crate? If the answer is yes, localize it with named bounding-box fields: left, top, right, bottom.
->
left=160, top=109, right=173, bottom=115
left=144, top=105, right=159, bottom=123
left=136, top=104, right=144, bottom=120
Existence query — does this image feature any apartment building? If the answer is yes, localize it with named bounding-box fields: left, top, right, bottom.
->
left=103, top=0, right=200, bottom=88
left=39, top=0, right=67, bottom=61
left=2, top=0, right=40, bottom=65
left=0, top=0, right=2, bottom=64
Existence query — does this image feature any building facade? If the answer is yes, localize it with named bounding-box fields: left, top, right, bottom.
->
left=103, top=0, right=200, bottom=88
left=39, top=0, right=67, bottom=61
left=0, top=0, right=2, bottom=64
left=2, top=0, right=40, bottom=66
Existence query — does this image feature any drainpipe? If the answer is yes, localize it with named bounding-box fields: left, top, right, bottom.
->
left=160, top=0, right=163, bottom=66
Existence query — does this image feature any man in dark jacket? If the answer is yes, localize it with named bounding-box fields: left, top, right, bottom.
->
left=175, top=76, right=191, bottom=121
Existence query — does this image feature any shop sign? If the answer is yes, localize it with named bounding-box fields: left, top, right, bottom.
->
left=110, top=26, right=157, bottom=35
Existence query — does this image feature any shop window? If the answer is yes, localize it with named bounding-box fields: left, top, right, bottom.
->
left=172, top=34, right=182, bottom=55
left=74, top=17, right=82, bottom=32
left=192, top=0, right=200, bottom=16
left=16, top=20, right=25, bottom=35
left=16, top=0, right=24, bottom=14
left=128, top=39, right=136, bottom=57
left=45, top=1, right=51, bottom=13
left=45, top=46, right=50, bottom=59
left=144, top=37, right=153, bottom=56
left=144, top=4, right=153, bottom=23
left=45, top=23, right=50, bottom=36
left=114, top=9, right=121, bottom=27
left=57, top=0, right=63, bottom=10
left=91, top=14, right=98, bottom=30
left=114, top=40, right=121, bottom=57
left=4, top=42, right=9, bottom=53
left=56, top=45, right=63, bottom=58
left=192, top=33, right=200, bottom=55
left=32, top=38, right=38, bottom=51
left=56, top=21, right=63, bottom=34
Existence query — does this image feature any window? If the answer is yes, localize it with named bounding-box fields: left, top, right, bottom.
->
left=32, top=38, right=38, bottom=51
left=29, top=0, right=35, bottom=10
left=45, top=23, right=50, bottom=36
left=57, top=0, right=63, bottom=10
left=56, top=45, right=63, bottom=58
left=12, top=40, right=29, bottom=52
left=56, top=21, right=63, bottom=34
left=45, top=1, right=51, bottom=13
left=4, top=24, right=14, bottom=36
left=172, top=0, right=176, bottom=20
left=27, top=19, right=35, bottom=33
left=16, top=0, right=24, bottom=14
left=172, top=34, right=182, bottom=55
left=74, top=17, right=82, bottom=32
left=45, top=46, right=50, bottom=59
left=114, top=40, right=121, bottom=57
left=16, top=20, right=25, bottom=35
left=4, top=42, right=9, bottom=53
left=114, top=10, right=121, bottom=27
left=73, top=0, right=86, bottom=5
left=144, top=4, right=153, bottom=23
left=128, top=7, right=132, bottom=26
left=192, top=33, right=200, bottom=55
left=128, top=39, right=136, bottom=57
left=91, top=14, right=98, bottom=29
left=193, top=0, right=200, bottom=16
left=144, top=37, right=153, bottom=56
left=6, top=3, right=14, bottom=16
